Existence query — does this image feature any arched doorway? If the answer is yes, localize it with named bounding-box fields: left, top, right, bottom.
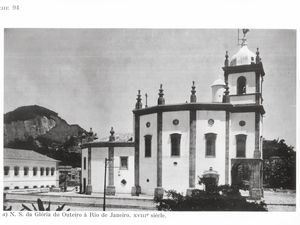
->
left=231, top=163, right=250, bottom=189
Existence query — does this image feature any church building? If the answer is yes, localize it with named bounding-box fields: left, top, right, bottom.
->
left=81, top=31, right=265, bottom=200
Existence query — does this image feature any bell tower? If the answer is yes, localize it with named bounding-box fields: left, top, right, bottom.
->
left=223, top=29, right=265, bottom=200
left=223, top=29, right=265, bottom=105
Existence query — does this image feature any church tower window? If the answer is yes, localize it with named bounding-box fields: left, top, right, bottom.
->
left=144, top=135, right=152, bottom=157
left=236, top=134, right=247, bottom=157
left=170, top=133, right=181, bottom=156
left=205, top=133, right=217, bottom=157
left=237, top=76, right=246, bottom=95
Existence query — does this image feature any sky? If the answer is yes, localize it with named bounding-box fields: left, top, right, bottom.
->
left=4, top=29, right=296, bottom=147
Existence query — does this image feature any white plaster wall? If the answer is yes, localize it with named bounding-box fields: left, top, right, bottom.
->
left=139, top=113, right=157, bottom=195
left=4, top=159, right=59, bottom=189
left=230, top=112, right=255, bottom=160
left=81, top=148, right=88, bottom=189
left=195, top=111, right=226, bottom=186
left=114, top=147, right=134, bottom=193
left=90, top=147, right=108, bottom=193
left=229, top=95, right=256, bottom=104
left=162, top=111, right=189, bottom=193
left=228, top=72, right=256, bottom=95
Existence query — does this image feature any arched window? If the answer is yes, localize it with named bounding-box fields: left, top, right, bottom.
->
left=236, top=134, right=247, bottom=157
left=205, top=133, right=217, bottom=157
left=144, top=135, right=152, bottom=157
left=237, top=76, right=246, bottom=95
left=170, top=133, right=181, bottom=156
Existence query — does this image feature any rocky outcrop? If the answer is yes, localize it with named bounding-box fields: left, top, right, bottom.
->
left=4, top=105, right=86, bottom=147
left=4, top=116, right=56, bottom=145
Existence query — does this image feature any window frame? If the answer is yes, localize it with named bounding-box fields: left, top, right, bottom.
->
left=33, top=167, right=38, bottom=176
left=40, top=167, right=45, bottom=176
left=14, top=166, right=20, bottom=176
left=46, top=167, right=50, bottom=176
left=144, top=135, right=152, bottom=158
left=205, top=133, right=217, bottom=157
left=4, top=166, right=10, bottom=176
left=170, top=133, right=182, bottom=157
left=51, top=167, right=55, bottom=176
left=237, top=76, right=247, bottom=95
left=84, top=157, right=87, bottom=170
left=119, top=156, right=128, bottom=170
left=24, top=166, right=29, bottom=176
left=236, top=134, right=247, bottom=158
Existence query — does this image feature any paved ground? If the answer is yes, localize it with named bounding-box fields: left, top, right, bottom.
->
left=4, top=189, right=296, bottom=211
left=262, top=190, right=296, bottom=211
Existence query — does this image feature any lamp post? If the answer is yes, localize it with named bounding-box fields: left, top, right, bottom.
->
left=103, top=158, right=112, bottom=211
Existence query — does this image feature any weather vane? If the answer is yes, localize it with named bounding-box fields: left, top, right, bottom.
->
left=238, top=29, right=250, bottom=46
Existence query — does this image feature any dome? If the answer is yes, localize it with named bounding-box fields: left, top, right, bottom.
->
left=211, top=78, right=225, bottom=87
left=230, top=44, right=255, bottom=66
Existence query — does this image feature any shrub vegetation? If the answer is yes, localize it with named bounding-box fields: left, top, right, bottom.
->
left=155, top=178, right=267, bottom=211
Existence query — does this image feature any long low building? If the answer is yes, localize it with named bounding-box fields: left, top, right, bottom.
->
left=3, top=148, right=59, bottom=191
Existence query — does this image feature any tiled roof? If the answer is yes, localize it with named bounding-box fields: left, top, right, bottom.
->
left=4, top=148, right=59, bottom=162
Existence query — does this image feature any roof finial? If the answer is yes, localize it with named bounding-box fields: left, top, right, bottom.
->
left=145, top=93, right=148, bottom=108
left=135, top=90, right=142, bottom=109
left=158, top=84, right=165, bottom=105
left=256, top=48, right=261, bottom=64
left=190, top=81, right=197, bottom=103
left=224, top=51, right=229, bottom=67
left=241, top=29, right=250, bottom=46
left=109, top=127, right=115, bottom=142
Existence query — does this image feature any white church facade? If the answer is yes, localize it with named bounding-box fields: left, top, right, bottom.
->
left=81, top=32, right=265, bottom=199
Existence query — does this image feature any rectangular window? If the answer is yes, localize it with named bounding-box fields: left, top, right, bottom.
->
left=14, top=166, right=19, bottom=176
left=46, top=167, right=50, bottom=176
left=24, top=167, right=29, bottom=176
left=4, top=166, right=9, bottom=176
left=40, top=167, right=45, bottom=176
left=205, top=133, right=217, bottom=157
left=33, top=167, right=38, bottom=176
left=120, top=157, right=128, bottom=170
left=84, top=157, right=87, bottom=170
left=144, top=135, right=152, bottom=157
left=170, top=133, right=181, bottom=156
left=51, top=167, right=55, bottom=176
left=236, top=134, right=247, bottom=157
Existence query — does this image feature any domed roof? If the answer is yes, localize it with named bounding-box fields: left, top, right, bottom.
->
left=211, top=78, right=225, bottom=87
left=230, top=44, right=255, bottom=66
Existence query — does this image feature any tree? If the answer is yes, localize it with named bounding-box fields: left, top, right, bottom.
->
left=263, top=139, right=296, bottom=189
